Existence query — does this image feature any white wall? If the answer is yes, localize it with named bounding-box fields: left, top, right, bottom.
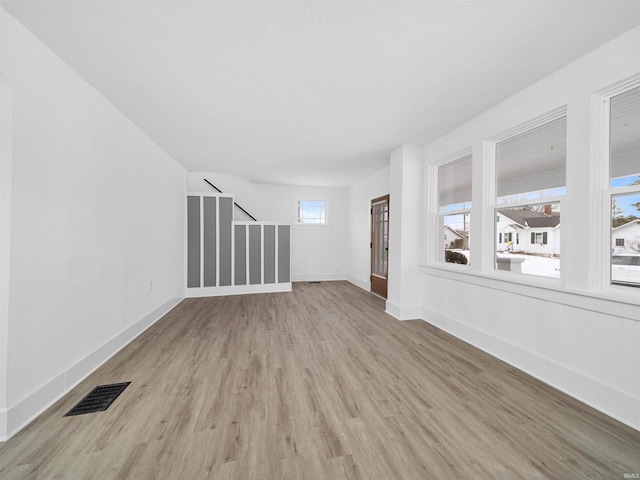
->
left=0, top=9, right=186, bottom=440
left=0, top=73, right=12, bottom=438
left=419, top=25, right=640, bottom=430
left=187, top=172, right=348, bottom=282
left=347, top=167, right=389, bottom=290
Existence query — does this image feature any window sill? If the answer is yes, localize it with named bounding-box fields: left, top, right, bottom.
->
left=420, top=263, right=640, bottom=322
left=291, top=224, right=332, bottom=229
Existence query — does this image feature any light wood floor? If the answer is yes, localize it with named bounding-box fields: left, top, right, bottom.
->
left=0, top=281, right=638, bottom=479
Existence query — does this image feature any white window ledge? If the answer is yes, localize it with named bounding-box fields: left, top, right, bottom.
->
left=420, top=264, right=640, bottom=322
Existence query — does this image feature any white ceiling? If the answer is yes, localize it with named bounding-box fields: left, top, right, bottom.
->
left=2, top=1, right=640, bottom=187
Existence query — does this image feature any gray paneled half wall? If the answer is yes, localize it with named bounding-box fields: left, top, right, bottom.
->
left=186, top=193, right=291, bottom=296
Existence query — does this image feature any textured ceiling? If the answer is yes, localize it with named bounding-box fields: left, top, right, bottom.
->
left=2, top=1, right=640, bottom=187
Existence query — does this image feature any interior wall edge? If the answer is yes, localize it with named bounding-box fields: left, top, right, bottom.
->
left=421, top=306, right=640, bottom=433
left=0, top=293, right=184, bottom=442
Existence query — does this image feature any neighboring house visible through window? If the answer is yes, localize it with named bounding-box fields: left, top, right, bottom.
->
left=297, top=200, right=326, bottom=224
left=435, top=152, right=472, bottom=266
left=492, top=111, right=566, bottom=278
left=606, top=84, right=640, bottom=287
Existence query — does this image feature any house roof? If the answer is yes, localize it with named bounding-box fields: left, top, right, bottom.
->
left=443, top=225, right=465, bottom=238
left=498, top=209, right=561, bottom=229
left=612, top=219, right=640, bottom=231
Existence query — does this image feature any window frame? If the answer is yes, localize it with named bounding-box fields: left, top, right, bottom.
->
left=431, top=148, right=473, bottom=270
left=295, top=199, right=328, bottom=226
left=599, top=77, right=640, bottom=292
left=486, top=107, right=566, bottom=282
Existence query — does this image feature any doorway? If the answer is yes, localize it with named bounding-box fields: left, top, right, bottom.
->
left=370, top=195, right=389, bottom=298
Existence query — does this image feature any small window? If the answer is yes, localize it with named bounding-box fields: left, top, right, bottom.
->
left=616, top=238, right=625, bottom=246
left=532, top=232, right=548, bottom=245
left=297, top=200, right=326, bottom=224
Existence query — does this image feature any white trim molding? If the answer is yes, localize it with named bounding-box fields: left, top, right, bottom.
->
left=385, top=301, right=423, bottom=321
left=185, top=282, right=292, bottom=298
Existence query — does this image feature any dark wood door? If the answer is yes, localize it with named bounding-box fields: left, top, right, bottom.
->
left=370, top=195, right=389, bottom=298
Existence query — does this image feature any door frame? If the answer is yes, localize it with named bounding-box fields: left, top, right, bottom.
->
left=370, top=194, right=389, bottom=298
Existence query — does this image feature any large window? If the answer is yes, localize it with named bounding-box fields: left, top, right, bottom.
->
left=493, top=113, right=566, bottom=278
left=436, top=153, right=472, bottom=266
left=608, top=85, right=640, bottom=288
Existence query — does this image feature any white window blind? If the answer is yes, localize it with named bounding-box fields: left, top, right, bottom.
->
left=496, top=116, right=566, bottom=200
left=438, top=154, right=472, bottom=210
left=610, top=85, right=640, bottom=184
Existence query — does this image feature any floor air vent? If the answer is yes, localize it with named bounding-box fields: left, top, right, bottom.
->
left=64, top=382, right=131, bottom=417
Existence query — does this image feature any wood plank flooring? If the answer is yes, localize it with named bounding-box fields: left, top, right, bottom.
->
left=0, top=281, right=638, bottom=479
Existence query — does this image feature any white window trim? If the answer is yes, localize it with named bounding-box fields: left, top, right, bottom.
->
left=485, top=106, right=567, bottom=283
left=429, top=147, right=473, bottom=270
left=598, top=77, right=640, bottom=296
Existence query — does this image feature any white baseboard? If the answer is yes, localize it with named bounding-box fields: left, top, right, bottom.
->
left=421, top=306, right=640, bottom=432
left=0, top=294, right=183, bottom=442
left=385, top=301, right=423, bottom=321
left=346, top=275, right=370, bottom=292
left=291, top=273, right=347, bottom=283
left=185, top=282, right=292, bottom=298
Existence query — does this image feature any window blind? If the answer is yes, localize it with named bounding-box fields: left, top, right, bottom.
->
left=496, top=116, right=566, bottom=199
left=438, top=154, right=472, bottom=209
left=610, top=86, right=640, bottom=181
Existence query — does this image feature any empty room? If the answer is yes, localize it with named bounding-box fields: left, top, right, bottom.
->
left=1, top=1, right=640, bottom=479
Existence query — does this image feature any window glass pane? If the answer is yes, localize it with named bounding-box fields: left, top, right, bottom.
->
left=496, top=116, right=566, bottom=203
left=611, top=193, right=640, bottom=287
left=437, top=213, right=470, bottom=265
left=438, top=154, right=472, bottom=211
left=610, top=86, right=640, bottom=188
left=495, top=203, right=560, bottom=278
left=298, top=200, right=326, bottom=224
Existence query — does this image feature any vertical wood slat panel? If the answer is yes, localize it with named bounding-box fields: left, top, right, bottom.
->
left=187, top=196, right=201, bottom=288
left=264, top=225, right=276, bottom=284
left=203, top=196, right=217, bottom=287
left=278, top=225, right=290, bottom=283
left=234, top=224, right=247, bottom=285
left=218, top=197, right=233, bottom=286
left=249, top=225, right=262, bottom=285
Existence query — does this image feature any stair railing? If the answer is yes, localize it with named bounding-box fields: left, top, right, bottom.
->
left=203, top=178, right=257, bottom=222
